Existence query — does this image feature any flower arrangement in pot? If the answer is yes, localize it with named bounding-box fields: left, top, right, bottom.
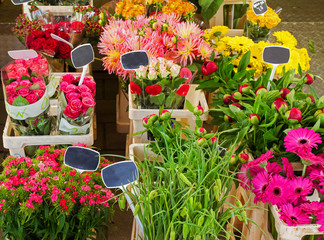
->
left=0, top=145, right=115, bottom=240
left=238, top=127, right=324, bottom=239
left=130, top=57, right=193, bottom=109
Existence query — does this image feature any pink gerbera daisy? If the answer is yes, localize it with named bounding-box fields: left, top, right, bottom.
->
left=279, top=203, right=311, bottom=226
left=247, top=150, right=274, bottom=168
left=265, top=174, right=288, bottom=205
left=266, top=162, right=282, bottom=175
left=284, top=128, right=322, bottom=154
left=237, top=164, right=251, bottom=189
left=297, top=151, right=324, bottom=165
left=282, top=157, right=295, bottom=179
left=300, top=201, right=324, bottom=215
left=252, top=171, right=270, bottom=203
left=286, top=177, right=313, bottom=204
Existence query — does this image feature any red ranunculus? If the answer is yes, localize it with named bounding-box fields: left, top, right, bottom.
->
left=176, top=84, right=189, bottom=96
left=145, top=84, right=162, bottom=96
left=57, top=42, right=72, bottom=59
left=130, top=81, right=142, bottom=95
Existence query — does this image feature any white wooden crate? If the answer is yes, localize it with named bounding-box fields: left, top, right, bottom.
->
left=128, top=84, right=209, bottom=143
left=3, top=100, right=94, bottom=157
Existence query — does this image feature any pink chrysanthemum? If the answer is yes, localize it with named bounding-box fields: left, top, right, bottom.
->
left=248, top=150, right=274, bottom=168
left=237, top=164, right=251, bottom=189
left=286, top=177, right=313, bottom=204
left=282, top=157, right=295, bottom=179
left=284, top=128, right=322, bottom=154
left=252, top=171, right=270, bottom=203
left=265, top=174, right=288, bottom=205
left=279, top=203, right=311, bottom=226
left=300, top=201, right=324, bottom=215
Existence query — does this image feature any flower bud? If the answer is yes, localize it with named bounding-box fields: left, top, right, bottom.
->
left=305, top=73, right=314, bottom=84
left=201, top=61, right=217, bottom=76
left=232, top=102, right=243, bottom=109
left=239, top=153, right=249, bottom=164
left=179, top=68, right=192, bottom=82
left=286, top=107, right=302, bottom=123
left=193, top=105, right=204, bottom=115
left=211, top=136, right=217, bottom=144
left=196, top=127, right=206, bottom=136
left=229, top=155, right=238, bottom=165
left=249, top=113, right=260, bottom=125
left=272, top=98, right=288, bottom=113
left=255, top=86, right=267, bottom=96
left=315, top=111, right=324, bottom=126
left=224, top=114, right=233, bottom=123
left=160, top=109, right=171, bottom=120
left=149, top=114, right=158, bottom=123
left=280, top=88, right=290, bottom=98
left=231, top=92, right=241, bottom=102
left=307, top=96, right=315, bottom=104
left=197, top=137, right=207, bottom=146
left=142, top=117, right=152, bottom=128
left=223, top=94, right=232, bottom=105
left=238, top=84, right=252, bottom=95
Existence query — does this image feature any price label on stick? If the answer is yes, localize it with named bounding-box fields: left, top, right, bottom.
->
left=64, top=146, right=100, bottom=173
left=252, top=0, right=268, bottom=16
left=262, top=46, right=290, bottom=90
left=120, top=50, right=149, bottom=70
left=11, top=0, right=31, bottom=5
left=8, top=49, right=38, bottom=60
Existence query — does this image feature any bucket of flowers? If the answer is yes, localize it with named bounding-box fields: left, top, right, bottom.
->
left=0, top=145, right=115, bottom=240
left=238, top=127, right=324, bottom=240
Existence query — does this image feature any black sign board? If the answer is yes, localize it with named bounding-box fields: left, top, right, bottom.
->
left=252, top=0, right=268, bottom=15
left=64, top=146, right=100, bottom=172
left=71, top=43, right=94, bottom=69
left=263, top=46, right=290, bottom=65
left=101, top=161, right=139, bottom=189
left=120, top=51, right=149, bottom=70
left=11, top=0, right=31, bottom=5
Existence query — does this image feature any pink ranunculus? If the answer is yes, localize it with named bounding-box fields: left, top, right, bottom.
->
left=18, top=88, right=30, bottom=97
left=19, top=79, right=32, bottom=88
left=82, top=97, right=96, bottom=108
left=32, top=89, right=45, bottom=98
left=81, top=92, right=93, bottom=99
left=63, top=105, right=81, bottom=119
left=69, top=98, right=83, bottom=111
left=62, top=74, right=76, bottom=84
left=59, top=81, right=68, bottom=91
left=78, top=84, right=92, bottom=94
left=66, top=92, right=81, bottom=102
left=25, top=94, right=39, bottom=104
left=64, top=84, right=78, bottom=94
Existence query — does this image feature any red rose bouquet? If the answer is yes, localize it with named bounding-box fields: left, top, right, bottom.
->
left=130, top=57, right=192, bottom=109
left=58, top=74, right=96, bottom=135
left=1, top=56, right=52, bottom=139
left=0, top=145, right=115, bottom=239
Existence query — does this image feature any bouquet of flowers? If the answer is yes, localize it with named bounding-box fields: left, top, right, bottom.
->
left=12, top=14, right=43, bottom=45
left=58, top=74, right=96, bottom=135
left=238, top=127, right=324, bottom=237
left=1, top=56, right=52, bottom=139
left=0, top=145, right=115, bottom=239
left=245, top=4, right=281, bottom=42
left=130, top=57, right=193, bottom=109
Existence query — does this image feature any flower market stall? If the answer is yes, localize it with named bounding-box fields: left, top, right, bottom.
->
left=0, top=0, right=324, bottom=239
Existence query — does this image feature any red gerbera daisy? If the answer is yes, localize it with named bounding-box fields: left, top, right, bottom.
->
left=279, top=204, right=311, bottom=226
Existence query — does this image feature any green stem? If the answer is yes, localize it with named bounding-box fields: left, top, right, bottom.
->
left=302, top=164, right=307, bottom=177
left=94, top=57, right=103, bottom=62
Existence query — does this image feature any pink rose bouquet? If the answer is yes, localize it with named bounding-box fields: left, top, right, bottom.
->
left=58, top=74, right=96, bottom=135
left=0, top=145, right=115, bottom=239
left=1, top=56, right=52, bottom=143
left=130, top=57, right=193, bottom=109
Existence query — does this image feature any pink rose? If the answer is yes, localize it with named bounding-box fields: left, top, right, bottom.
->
left=81, top=92, right=93, bottom=99
left=7, top=71, right=19, bottom=79
left=81, top=106, right=89, bottom=115
left=19, top=80, right=32, bottom=88
left=25, top=94, right=39, bottom=104
left=30, top=65, right=39, bottom=73
left=62, top=74, right=76, bottom=84
left=31, top=77, right=41, bottom=83
left=63, top=105, right=81, bottom=119
left=59, top=81, right=68, bottom=91
left=69, top=98, right=82, bottom=111
left=18, top=88, right=30, bottom=97
left=15, top=59, right=26, bottom=65
left=40, top=64, right=49, bottom=75
left=66, top=92, right=81, bottom=102
left=7, top=96, right=17, bottom=105
left=26, top=59, right=34, bottom=67
left=32, top=89, right=45, bottom=98
left=5, top=84, right=17, bottom=97
left=16, top=67, right=29, bottom=77
left=77, top=85, right=91, bottom=94
left=64, top=84, right=78, bottom=94
left=5, top=63, right=15, bottom=71
left=83, top=78, right=96, bottom=93
left=37, top=81, right=46, bottom=90
left=82, top=97, right=96, bottom=108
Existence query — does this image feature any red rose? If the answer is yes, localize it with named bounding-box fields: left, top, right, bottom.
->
left=25, top=94, right=39, bottom=104
left=29, top=38, right=45, bottom=51
left=56, top=31, right=70, bottom=41
left=82, top=97, right=96, bottom=107
left=64, top=84, right=78, bottom=94
left=44, top=29, right=55, bottom=38
left=18, top=88, right=30, bottom=97
left=43, top=38, right=59, bottom=56
left=130, top=81, right=142, bottom=95
left=62, top=74, right=76, bottom=84
left=63, top=105, right=81, bottom=119
left=31, top=30, right=45, bottom=38
left=69, top=98, right=83, bottom=111
left=176, top=84, right=189, bottom=96
left=145, top=84, right=162, bottom=96
left=26, top=34, right=35, bottom=47
left=71, top=21, right=84, bottom=33
left=57, top=42, right=72, bottom=59
left=66, top=92, right=81, bottom=102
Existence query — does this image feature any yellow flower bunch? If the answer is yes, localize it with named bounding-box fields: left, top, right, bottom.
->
left=204, top=25, right=230, bottom=43
left=246, top=5, right=281, bottom=29
left=162, top=0, right=196, bottom=17
left=115, top=1, right=145, bottom=19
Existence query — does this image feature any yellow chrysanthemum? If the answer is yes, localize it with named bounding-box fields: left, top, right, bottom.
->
left=249, top=44, right=264, bottom=73
left=275, top=48, right=301, bottom=75
left=227, top=36, right=254, bottom=53
left=294, top=47, right=311, bottom=71
left=273, top=31, right=297, bottom=48
left=213, top=39, right=230, bottom=54
left=205, top=25, right=230, bottom=41
left=246, top=5, right=281, bottom=29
